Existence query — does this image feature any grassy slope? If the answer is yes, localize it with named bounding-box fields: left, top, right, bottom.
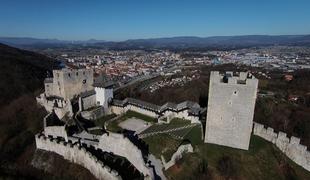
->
left=0, top=43, right=58, bottom=107
left=106, top=110, right=157, bottom=132
left=0, top=43, right=96, bottom=179
left=143, top=121, right=203, bottom=160
left=165, top=135, right=310, bottom=180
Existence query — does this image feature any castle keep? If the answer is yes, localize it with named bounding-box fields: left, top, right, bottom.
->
left=44, top=68, right=94, bottom=100
left=205, top=71, right=258, bottom=150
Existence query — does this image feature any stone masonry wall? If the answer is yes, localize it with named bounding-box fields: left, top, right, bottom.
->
left=44, top=126, right=68, bottom=141
left=111, top=104, right=199, bottom=123
left=110, top=105, right=159, bottom=118
left=52, top=68, right=94, bottom=100
left=253, top=122, right=310, bottom=172
left=97, top=132, right=154, bottom=179
left=35, top=134, right=121, bottom=180
left=161, top=144, right=193, bottom=170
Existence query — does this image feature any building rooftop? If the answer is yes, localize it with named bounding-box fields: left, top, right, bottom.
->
left=93, top=81, right=115, bottom=88
left=80, top=89, right=96, bottom=98
left=112, top=98, right=203, bottom=115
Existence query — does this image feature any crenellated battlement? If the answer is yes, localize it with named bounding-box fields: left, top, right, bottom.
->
left=210, top=71, right=258, bottom=86
left=35, top=134, right=122, bottom=180
left=253, top=122, right=310, bottom=172
left=98, top=132, right=154, bottom=178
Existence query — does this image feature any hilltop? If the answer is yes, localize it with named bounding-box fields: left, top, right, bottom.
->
left=0, top=43, right=59, bottom=106
left=0, top=44, right=96, bottom=179
left=2, top=35, right=310, bottom=50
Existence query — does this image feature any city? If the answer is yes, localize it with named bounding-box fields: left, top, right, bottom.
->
left=1, top=1, right=310, bottom=180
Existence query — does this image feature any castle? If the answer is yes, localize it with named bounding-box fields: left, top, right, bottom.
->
left=35, top=68, right=310, bottom=179
left=205, top=71, right=258, bottom=150
left=35, top=67, right=205, bottom=180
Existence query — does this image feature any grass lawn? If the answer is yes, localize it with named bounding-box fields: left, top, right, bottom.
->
left=140, top=118, right=194, bottom=135
left=164, top=135, right=310, bottom=180
left=124, top=110, right=157, bottom=123
left=183, top=125, right=203, bottom=145
left=142, top=123, right=203, bottom=161
left=94, top=113, right=117, bottom=127
left=143, top=134, right=182, bottom=160
left=106, top=110, right=156, bottom=132
left=88, top=128, right=105, bottom=135
left=169, top=118, right=191, bottom=125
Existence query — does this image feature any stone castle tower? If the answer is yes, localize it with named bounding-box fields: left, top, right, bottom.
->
left=44, top=68, right=94, bottom=100
left=205, top=71, right=258, bottom=150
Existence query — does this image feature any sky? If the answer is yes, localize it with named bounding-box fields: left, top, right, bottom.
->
left=0, top=0, right=309, bottom=41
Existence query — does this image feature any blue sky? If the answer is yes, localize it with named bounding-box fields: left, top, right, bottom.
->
left=0, top=0, right=309, bottom=41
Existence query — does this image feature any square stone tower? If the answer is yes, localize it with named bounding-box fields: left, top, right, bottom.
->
left=204, top=71, right=258, bottom=150
left=45, top=68, right=94, bottom=100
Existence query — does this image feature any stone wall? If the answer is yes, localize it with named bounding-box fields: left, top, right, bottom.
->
left=97, top=132, right=154, bottom=178
left=162, top=109, right=199, bottom=123
left=253, top=122, right=310, bottom=172
left=95, top=87, right=113, bottom=112
left=111, top=104, right=199, bottom=123
left=110, top=105, right=159, bottom=118
left=161, top=144, right=193, bottom=170
left=110, top=105, right=126, bottom=115
left=81, top=94, right=97, bottom=110
left=81, top=106, right=104, bottom=120
left=35, top=134, right=121, bottom=180
left=36, top=94, right=73, bottom=119
left=44, top=126, right=68, bottom=141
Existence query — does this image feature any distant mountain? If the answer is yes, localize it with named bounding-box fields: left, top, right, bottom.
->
left=0, top=37, right=106, bottom=47
left=1, top=35, right=310, bottom=50
left=113, top=35, right=310, bottom=49
left=0, top=43, right=60, bottom=106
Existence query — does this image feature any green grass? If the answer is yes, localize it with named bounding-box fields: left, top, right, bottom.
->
left=169, top=118, right=191, bottom=125
left=142, top=123, right=203, bottom=161
left=164, top=135, right=310, bottom=180
left=140, top=118, right=193, bottom=135
left=143, top=134, right=181, bottom=160
left=183, top=125, right=203, bottom=145
left=94, top=114, right=117, bottom=127
left=106, top=119, right=123, bottom=132
left=123, top=110, right=157, bottom=122
left=106, top=110, right=156, bottom=132
left=88, top=129, right=104, bottom=135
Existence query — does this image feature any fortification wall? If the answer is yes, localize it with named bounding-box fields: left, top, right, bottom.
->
left=44, top=82, right=53, bottom=97
left=44, top=126, right=68, bottom=141
left=81, top=94, right=97, bottom=110
left=81, top=107, right=104, bottom=120
left=253, top=122, right=310, bottom=172
left=161, top=144, right=193, bottom=170
left=162, top=110, right=199, bottom=123
left=111, top=105, right=126, bottom=115
left=111, top=104, right=199, bottom=123
left=37, top=94, right=72, bottom=119
left=110, top=105, right=158, bottom=118
left=126, top=105, right=158, bottom=118
left=35, top=134, right=121, bottom=180
left=97, top=132, right=153, bottom=178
